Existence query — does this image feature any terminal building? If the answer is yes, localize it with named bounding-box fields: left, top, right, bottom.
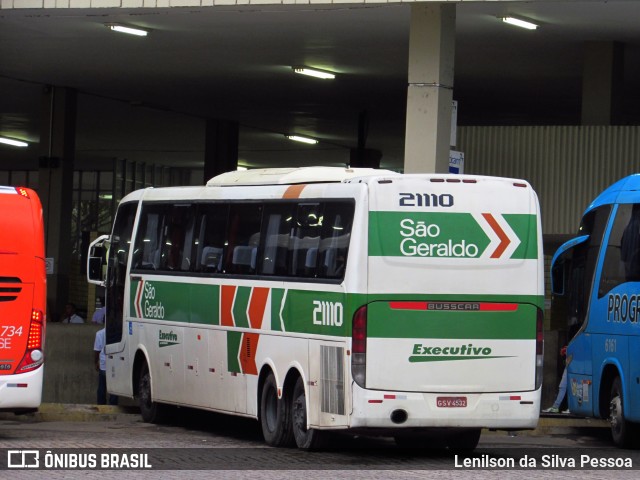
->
left=1, top=0, right=640, bottom=404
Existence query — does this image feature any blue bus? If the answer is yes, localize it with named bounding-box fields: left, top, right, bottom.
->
left=552, top=174, right=640, bottom=448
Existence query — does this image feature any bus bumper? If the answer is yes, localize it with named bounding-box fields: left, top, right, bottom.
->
left=0, top=367, right=43, bottom=411
left=349, top=383, right=541, bottom=430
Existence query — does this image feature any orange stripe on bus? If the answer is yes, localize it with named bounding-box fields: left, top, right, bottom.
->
left=135, top=279, right=144, bottom=318
left=482, top=213, right=511, bottom=258
left=221, top=285, right=237, bottom=327
left=283, top=184, right=306, bottom=199
left=239, top=333, right=260, bottom=375
left=248, top=287, right=269, bottom=329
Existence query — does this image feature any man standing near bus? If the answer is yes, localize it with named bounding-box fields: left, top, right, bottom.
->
left=61, top=303, right=84, bottom=324
left=94, top=327, right=117, bottom=405
left=91, top=297, right=106, bottom=324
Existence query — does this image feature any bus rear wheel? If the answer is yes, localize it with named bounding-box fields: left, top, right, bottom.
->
left=259, top=373, right=294, bottom=447
left=448, top=428, right=481, bottom=451
left=291, top=376, right=326, bottom=450
left=609, top=376, right=637, bottom=448
left=137, top=362, right=166, bottom=424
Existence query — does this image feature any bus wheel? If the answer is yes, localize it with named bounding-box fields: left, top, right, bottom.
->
left=138, top=362, right=165, bottom=424
left=447, top=428, right=481, bottom=452
left=291, top=376, right=326, bottom=450
left=259, top=373, right=293, bottom=447
left=609, top=376, right=635, bottom=448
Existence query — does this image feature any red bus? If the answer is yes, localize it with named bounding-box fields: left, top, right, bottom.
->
left=0, top=186, right=46, bottom=412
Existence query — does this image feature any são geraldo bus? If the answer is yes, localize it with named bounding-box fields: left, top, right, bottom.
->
left=88, top=167, right=543, bottom=449
left=552, top=174, right=640, bottom=448
left=0, top=186, right=46, bottom=412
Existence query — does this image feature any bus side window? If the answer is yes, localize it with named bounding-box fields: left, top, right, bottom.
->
left=620, top=204, right=640, bottom=280
left=568, top=204, right=609, bottom=335
left=194, top=203, right=229, bottom=274
left=106, top=202, right=137, bottom=346
left=260, top=204, right=294, bottom=276
left=133, top=204, right=196, bottom=273
left=132, top=206, right=165, bottom=271
left=599, top=203, right=640, bottom=297
left=318, top=201, right=354, bottom=280
left=226, top=203, right=263, bottom=275
left=156, top=205, right=195, bottom=272
left=290, top=203, right=322, bottom=278
left=200, top=246, right=223, bottom=272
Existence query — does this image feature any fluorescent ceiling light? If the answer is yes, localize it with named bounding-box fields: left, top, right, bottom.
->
left=237, top=166, right=248, bottom=171
left=108, top=24, right=149, bottom=37
left=292, top=67, right=335, bottom=80
left=501, top=16, right=538, bottom=30
left=286, top=135, right=318, bottom=145
left=0, top=136, right=28, bottom=148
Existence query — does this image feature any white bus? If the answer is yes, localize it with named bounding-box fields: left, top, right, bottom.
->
left=88, top=167, right=544, bottom=450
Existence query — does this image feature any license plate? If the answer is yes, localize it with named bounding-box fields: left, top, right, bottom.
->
left=436, top=396, right=467, bottom=408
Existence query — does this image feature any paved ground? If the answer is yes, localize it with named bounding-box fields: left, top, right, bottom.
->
left=0, top=404, right=636, bottom=480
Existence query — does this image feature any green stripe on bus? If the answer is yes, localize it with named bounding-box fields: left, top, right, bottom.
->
left=367, top=302, right=538, bottom=339
left=280, top=289, right=349, bottom=335
left=227, top=331, right=242, bottom=373
left=270, top=288, right=285, bottom=332
left=189, top=284, right=220, bottom=325
left=233, top=286, right=251, bottom=328
left=368, top=211, right=538, bottom=259
left=504, top=214, right=538, bottom=259
left=365, top=293, right=545, bottom=312
left=127, top=279, right=543, bottom=338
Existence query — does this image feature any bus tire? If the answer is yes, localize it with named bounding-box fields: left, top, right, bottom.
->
left=260, top=373, right=294, bottom=447
left=609, top=376, right=636, bottom=448
left=138, top=362, right=165, bottom=424
left=447, top=428, right=481, bottom=452
left=291, top=376, right=326, bottom=450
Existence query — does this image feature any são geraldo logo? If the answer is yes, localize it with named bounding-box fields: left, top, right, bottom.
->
left=399, top=219, right=480, bottom=258
left=134, top=280, right=165, bottom=320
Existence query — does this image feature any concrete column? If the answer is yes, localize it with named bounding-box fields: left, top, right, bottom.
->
left=350, top=148, right=382, bottom=168
left=38, top=86, right=76, bottom=322
left=581, top=41, right=624, bottom=125
left=404, top=3, right=456, bottom=174
left=350, top=110, right=381, bottom=168
left=204, top=119, right=239, bottom=182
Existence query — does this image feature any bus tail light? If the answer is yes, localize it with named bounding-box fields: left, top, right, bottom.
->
left=351, top=305, right=367, bottom=388
left=17, top=309, right=45, bottom=373
left=535, top=307, right=544, bottom=390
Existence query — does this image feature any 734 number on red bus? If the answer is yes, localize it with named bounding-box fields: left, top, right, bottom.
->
left=0, top=325, right=23, bottom=349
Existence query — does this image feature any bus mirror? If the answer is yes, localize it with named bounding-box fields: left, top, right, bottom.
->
left=87, top=234, right=110, bottom=286
left=551, top=235, right=589, bottom=297
left=88, top=257, right=103, bottom=282
left=551, top=260, right=565, bottom=295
